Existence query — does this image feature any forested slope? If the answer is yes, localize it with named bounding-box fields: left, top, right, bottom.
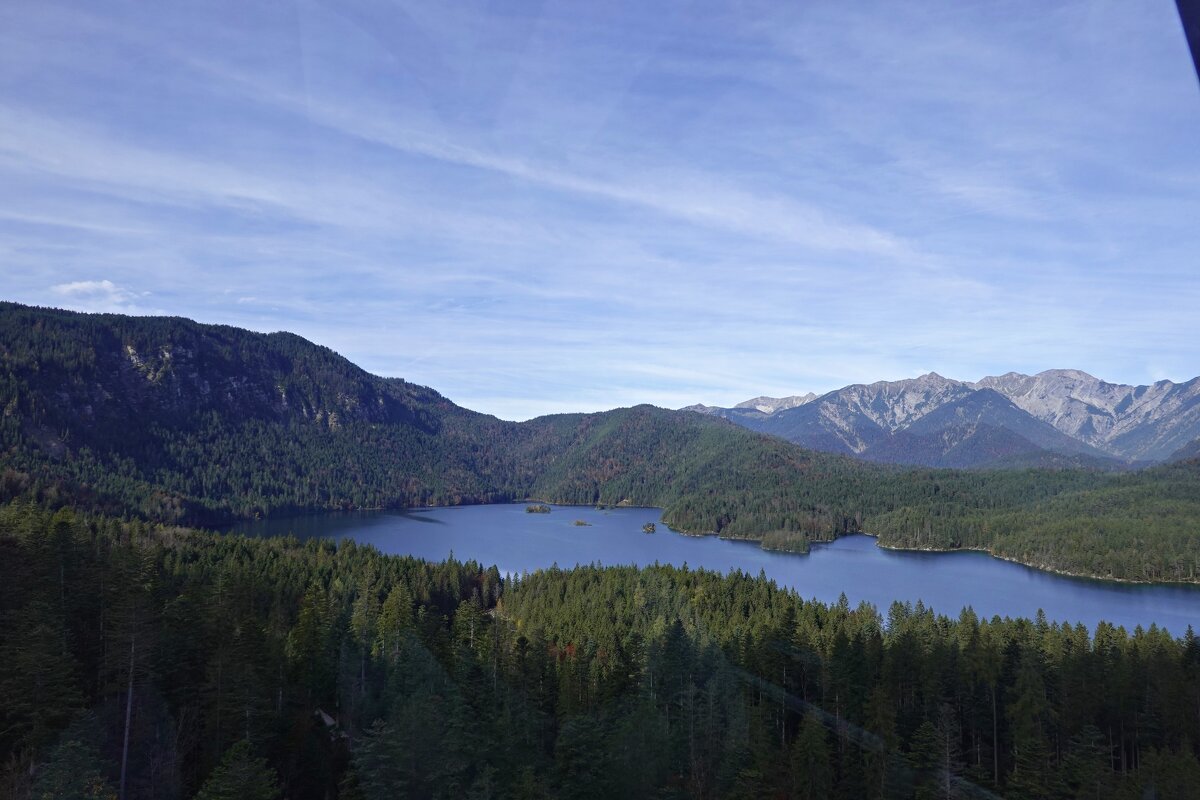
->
left=869, top=460, right=1200, bottom=582
left=0, top=300, right=532, bottom=520
left=3, top=502, right=1199, bottom=800
left=3, top=301, right=1199, bottom=582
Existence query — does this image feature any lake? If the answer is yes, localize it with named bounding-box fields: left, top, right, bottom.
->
left=234, top=503, right=1200, bottom=635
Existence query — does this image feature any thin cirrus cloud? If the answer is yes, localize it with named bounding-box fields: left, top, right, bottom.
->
left=1, top=0, right=1198, bottom=419
left=50, top=279, right=151, bottom=314
left=181, top=55, right=914, bottom=260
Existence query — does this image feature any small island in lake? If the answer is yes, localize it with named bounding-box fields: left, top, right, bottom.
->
left=526, top=504, right=551, bottom=514
left=643, top=522, right=656, bottom=533
left=573, top=519, right=591, bottom=527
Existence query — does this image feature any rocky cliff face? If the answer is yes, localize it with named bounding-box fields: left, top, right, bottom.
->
left=689, top=369, right=1200, bottom=467
left=732, top=394, right=816, bottom=414
left=813, top=373, right=974, bottom=436
left=976, top=370, right=1200, bottom=462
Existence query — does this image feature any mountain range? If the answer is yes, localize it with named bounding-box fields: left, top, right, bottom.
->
left=686, top=370, right=1200, bottom=469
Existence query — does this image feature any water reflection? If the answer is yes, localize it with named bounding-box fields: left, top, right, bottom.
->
left=233, top=503, right=1200, bottom=635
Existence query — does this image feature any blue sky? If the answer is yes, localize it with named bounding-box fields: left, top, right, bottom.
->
left=2, top=1, right=1198, bottom=419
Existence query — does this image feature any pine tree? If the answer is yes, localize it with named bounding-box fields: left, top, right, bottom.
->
left=195, top=740, right=281, bottom=800
left=31, top=738, right=117, bottom=800
left=863, top=684, right=900, bottom=800
left=287, top=582, right=334, bottom=705
left=1060, top=724, right=1111, bottom=800
left=373, top=583, right=413, bottom=664
left=907, top=720, right=940, bottom=800
left=0, top=600, right=82, bottom=751
left=349, top=571, right=380, bottom=702
left=790, top=711, right=833, bottom=800
left=1006, top=649, right=1051, bottom=800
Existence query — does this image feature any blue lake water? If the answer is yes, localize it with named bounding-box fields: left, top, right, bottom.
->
left=233, top=503, right=1200, bottom=635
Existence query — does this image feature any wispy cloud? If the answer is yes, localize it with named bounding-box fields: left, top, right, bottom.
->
left=2, top=0, right=1198, bottom=417
left=50, top=279, right=148, bottom=314
left=176, top=55, right=914, bottom=260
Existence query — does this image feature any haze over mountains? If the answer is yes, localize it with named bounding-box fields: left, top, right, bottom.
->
left=687, top=370, right=1200, bottom=469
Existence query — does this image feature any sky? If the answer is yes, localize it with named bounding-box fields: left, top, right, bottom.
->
left=1, top=1, right=1198, bottom=420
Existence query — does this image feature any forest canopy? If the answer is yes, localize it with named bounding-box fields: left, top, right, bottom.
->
left=3, top=500, right=1199, bottom=799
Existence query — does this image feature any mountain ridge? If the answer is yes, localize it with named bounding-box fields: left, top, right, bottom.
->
left=689, top=369, right=1200, bottom=468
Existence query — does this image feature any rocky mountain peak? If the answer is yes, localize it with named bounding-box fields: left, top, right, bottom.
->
left=733, top=394, right=816, bottom=414
left=1035, top=368, right=1100, bottom=383
left=693, top=368, right=1200, bottom=465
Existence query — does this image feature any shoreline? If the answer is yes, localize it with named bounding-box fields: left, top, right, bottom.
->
left=230, top=501, right=1200, bottom=589
left=864, top=533, right=1194, bottom=587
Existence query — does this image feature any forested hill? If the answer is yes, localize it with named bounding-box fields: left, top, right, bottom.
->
left=3, top=302, right=1200, bottom=582
left=0, top=301, right=451, bottom=432
left=0, top=301, right=493, bottom=518
left=0, top=302, right=888, bottom=537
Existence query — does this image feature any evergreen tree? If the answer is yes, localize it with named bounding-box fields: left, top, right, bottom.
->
left=194, top=740, right=281, bottom=800
left=0, top=600, right=82, bottom=752
left=373, top=583, right=413, bottom=663
left=1006, top=649, right=1052, bottom=800
left=790, top=711, right=833, bottom=800
left=906, top=720, right=940, bottom=800
left=1059, top=725, right=1111, bottom=800
left=863, top=684, right=901, bottom=800
left=31, top=738, right=117, bottom=800
left=288, top=582, right=334, bottom=706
